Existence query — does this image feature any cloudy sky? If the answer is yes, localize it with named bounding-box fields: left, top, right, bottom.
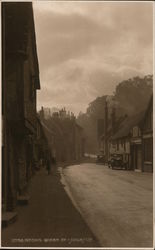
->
left=33, top=1, right=153, bottom=115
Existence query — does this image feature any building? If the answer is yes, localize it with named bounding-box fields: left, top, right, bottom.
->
left=36, top=117, right=53, bottom=169
left=130, top=113, right=145, bottom=172
left=98, top=103, right=126, bottom=161
left=109, top=117, right=132, bottom=170
left=39, top=107, right=85, bottom=163
left=74, top=123, right=85, bottom=160
left=142, top=96, right=153, bottom=172
left=109, top=103, right=153, bottom=172
left=98, top=93, right=153, bottom=173
left=2, top=2, right=40, bottom=213
left=110, top=112, right=144, bottom=170
left=97, top=101, right=110, bottom=159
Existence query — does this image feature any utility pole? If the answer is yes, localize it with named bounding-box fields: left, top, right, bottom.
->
left=104, top=100, right=108, bottom=162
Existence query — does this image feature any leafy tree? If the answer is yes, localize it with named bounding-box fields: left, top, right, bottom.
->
left=114, top=75, right=153, bottom=117
left=77, top=75, right=153, bottom=154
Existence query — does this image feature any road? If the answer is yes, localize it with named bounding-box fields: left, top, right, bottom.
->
left=61, top=163, right=153, bottom=247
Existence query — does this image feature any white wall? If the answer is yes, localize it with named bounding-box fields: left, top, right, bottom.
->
left=109, top=139, right=130, bottom=155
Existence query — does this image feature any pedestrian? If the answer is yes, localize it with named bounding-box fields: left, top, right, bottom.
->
left=51, top=156, right=56, bottom=165
left=39, top=158, right=43, bottom=168
left=46, top=156, right=51, bottom=175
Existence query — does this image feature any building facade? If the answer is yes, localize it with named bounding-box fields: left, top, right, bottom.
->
left=2, top=2, right=40, bottom=212
left=130, top=125, right=143, bottom=171
left=142, top=96, right=153, bottom=172
left=109, top=99, right=153, bottom=173
left=109, top=136, right=131, bottom=169
left=39, top=107, right=85, bottom=163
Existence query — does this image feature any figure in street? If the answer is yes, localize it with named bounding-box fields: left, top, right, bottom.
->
left=46, top=155, right=51, bottom=175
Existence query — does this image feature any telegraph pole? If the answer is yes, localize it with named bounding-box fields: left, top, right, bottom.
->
left=104, top=100, right=108, bottom=162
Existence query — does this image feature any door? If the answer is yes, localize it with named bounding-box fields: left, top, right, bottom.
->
left=137, top=145, right=142, bottom=171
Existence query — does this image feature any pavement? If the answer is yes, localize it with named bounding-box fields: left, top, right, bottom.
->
left=1, top=166, right=99, bottom=247
left=63, top=163, right=153, bottom=248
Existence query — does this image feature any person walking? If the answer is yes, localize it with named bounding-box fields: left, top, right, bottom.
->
left=46, top=155, right=51, bottom=175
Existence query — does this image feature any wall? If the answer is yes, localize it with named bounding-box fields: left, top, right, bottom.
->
left=110, top=138, right=130, bottom=155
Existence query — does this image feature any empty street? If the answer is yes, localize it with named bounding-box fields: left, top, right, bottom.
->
left=62, top=163, right=153, bottom=247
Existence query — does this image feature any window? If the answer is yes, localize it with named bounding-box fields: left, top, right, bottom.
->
left=133, top=126, right=139, bottom=137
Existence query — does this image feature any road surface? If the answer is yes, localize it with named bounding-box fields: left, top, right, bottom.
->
left=61, top=163, right=153, bottom=247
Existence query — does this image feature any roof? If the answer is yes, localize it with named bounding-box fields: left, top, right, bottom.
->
left=100, top=116, right=127, bottom=139
left=143, top=95, right=153, bottom=121
left=41, top=121, right=55, bottom=136
left=76, top=123, right=83, bottom=130
left=112, top=111, right=145, bottom=140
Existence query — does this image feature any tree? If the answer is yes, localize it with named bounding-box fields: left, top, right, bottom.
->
left=77, top=75, right=153, bottom=154
left=114, top=75, right=153, bottom=117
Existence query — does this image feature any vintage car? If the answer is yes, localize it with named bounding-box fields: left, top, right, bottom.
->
left=108, top=154, right=126, bottom=170
left=96, top=154, right=106, bottom=164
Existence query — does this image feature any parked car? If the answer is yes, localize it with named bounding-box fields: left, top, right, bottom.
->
left=108, top=154, right=126, bottom=170
left=96, top=154, right=106, bottom=164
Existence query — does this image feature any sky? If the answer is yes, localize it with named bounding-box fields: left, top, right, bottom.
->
left=33, top=1, right=153, bottom=116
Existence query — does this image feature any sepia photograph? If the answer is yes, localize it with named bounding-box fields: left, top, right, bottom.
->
left=1, top=0, right=154, bottom=248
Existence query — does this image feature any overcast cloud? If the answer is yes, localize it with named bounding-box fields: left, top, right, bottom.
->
left=33, top=1, right=153, bottom=115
